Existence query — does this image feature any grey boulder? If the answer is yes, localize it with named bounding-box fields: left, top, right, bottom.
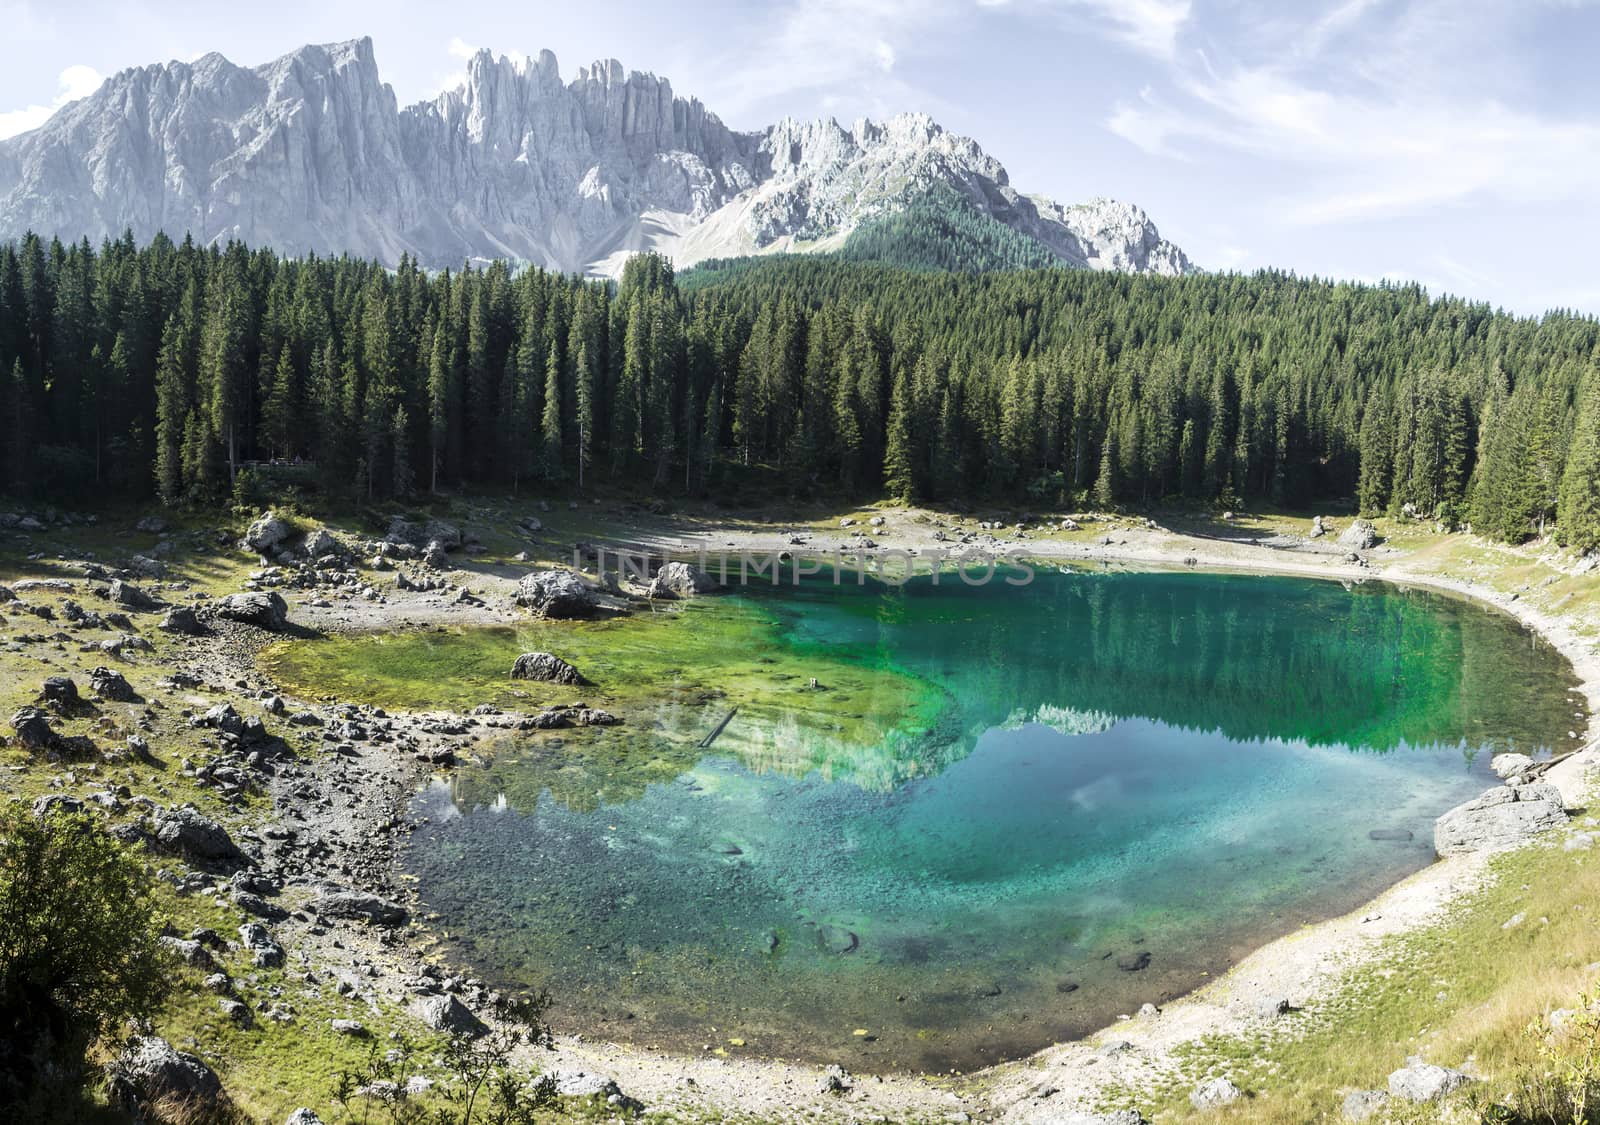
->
left=1388, top=1061, right=1471, bottom=1102
left=243, top=512, right=292, bottom=553
left=1190, top=1076, right=1243, bottom=1110
left=152, top=805, right=249, bottom=868
left=108, top=579, right=163, bottom=610
left=159, top=605, right=204, bottom=634
left=1435, top=783, right=1566, bottom=856
left=217, top=591, right=289, bottom=630
left=410, top=992, right=487, bottom=1036
left=654, top=561, right=717, bottom=596
left=312, top=889, right=408, bottom=926
left=1337, top=519, right=1380, bottom=550
left=515, top=570, right=598, bottom=618
left=106, top=1036, right=223, bottom=1116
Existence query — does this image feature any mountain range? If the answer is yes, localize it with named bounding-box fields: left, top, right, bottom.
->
left=0, top=37, right=1194, bottom=278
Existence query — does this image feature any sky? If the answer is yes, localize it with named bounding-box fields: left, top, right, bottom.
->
left=0, top=0, right=1596, bottom=316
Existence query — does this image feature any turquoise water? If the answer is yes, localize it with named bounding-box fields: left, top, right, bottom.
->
left=403, top=567, right=1579, bottom=1072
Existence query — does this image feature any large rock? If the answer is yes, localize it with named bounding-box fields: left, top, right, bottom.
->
left=1337, top=519, right=1380, bottom=550
left=303, top=527, right=342, bottom=558
left=1434, top=783, right=1567, bottom=856
left=654, top=561, right=717, bottom=596
left=106, top=1036, right=224, bottom=1117
left=516, top=570, right=599, bottom=618
left=159, top=605, right=204, bottom=634
left=242, top=511, right=292, bottom=553
left=108, top=579, right=162, bottom=610
left=510, top=652, right=587, bottom=685
left=217, top=591, right=289, bottom=630
left=311, top=889, right=409, bottom=926
left=152, top=805, right=249, bottom=868
left=90, top=666, right=139, bottom=702
left=9, top=707, right=57, bottom=751
left=1388, top=1061, right=1471, bottom=1102
left=410, top=992, right=487, bottom=1036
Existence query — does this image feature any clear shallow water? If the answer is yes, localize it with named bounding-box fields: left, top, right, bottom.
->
left=401, top=568, right=1579, bottom=1072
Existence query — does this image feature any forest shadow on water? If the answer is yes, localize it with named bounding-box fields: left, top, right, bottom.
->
left=276, top=568, right=1581, bottom=1072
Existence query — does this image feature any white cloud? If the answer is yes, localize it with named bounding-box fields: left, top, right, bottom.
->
left=1105, top=1, right=1600, bottom=226
left=447, top=36, right=476, bottom=60
left=874, top=40, right=897, bottom=71
left=0, top=63, right=103, bottom=141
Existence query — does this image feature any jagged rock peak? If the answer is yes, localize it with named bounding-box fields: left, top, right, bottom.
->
left=0, top=38, right=1194, bottom=278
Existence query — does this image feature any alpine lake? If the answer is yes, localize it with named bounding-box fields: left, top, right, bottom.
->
left=262, top=563, right=1580, bottom=1072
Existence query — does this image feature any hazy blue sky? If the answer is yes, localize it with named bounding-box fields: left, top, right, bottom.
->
left=1, top=0, right=1596, bottom=315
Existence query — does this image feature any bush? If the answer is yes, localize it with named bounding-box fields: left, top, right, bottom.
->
left=0, top=805, right=169, bottom=1109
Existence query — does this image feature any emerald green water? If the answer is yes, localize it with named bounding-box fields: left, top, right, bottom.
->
left=386, top=568, right=1578, bottom=1072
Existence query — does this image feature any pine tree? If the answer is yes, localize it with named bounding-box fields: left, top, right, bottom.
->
left=1559, top=369, right=1600, bottom=552
left=541, top=343, right=563, bottom=479
left=883, top=371, right=915, bottom=503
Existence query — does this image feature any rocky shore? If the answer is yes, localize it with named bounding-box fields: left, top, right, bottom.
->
left=1, top=502, right=1596, bottom=1123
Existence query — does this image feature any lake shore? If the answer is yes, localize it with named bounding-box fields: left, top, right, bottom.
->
left=569, top=508, right=1600, bottom=1121
left=3, top=503, right=1596, bottom=1123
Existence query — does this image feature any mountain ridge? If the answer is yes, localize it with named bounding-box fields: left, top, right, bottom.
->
left=0, top=36, right=1194, bottom=278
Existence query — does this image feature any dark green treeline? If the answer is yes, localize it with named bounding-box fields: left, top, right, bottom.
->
left=2, top=231, right=1600, bottom=548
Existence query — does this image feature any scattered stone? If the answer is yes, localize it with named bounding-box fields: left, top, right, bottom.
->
left=233, top=889, right=289, bottom=921
left=1190, top=1076, right=1243, bottom=1110
left=1310, top=515, right=1327, bottom=538
left=410, top=992, right=487, bottom=1036
left=1341, top=1090, right=1390, bottom=1121
left=311, top=890, right=408, bottom=927
left=219, top=998, right=253, bottom=1028
left=238, top=922, right=285, bottom=969
left=1388, top=1061, right=1471, bottom=1102
left=32, top=794, right=85, bottom=817
left=817, top=1064, right=853, bottom=1095
left=216, top=591, right=289, bottom=631
left=329, top=1019, right=368, bottom=1037
left=40, top=675, right=80, bottom=706
left=90, top=666, right=139, bottom=702
left=151, top=805, right=249, bottom=869
left=286, top=1111, right=326, bottom=1125
left=510, top=652, right=587, bottom=685
left=1055, top=1114, right=1147, bottom=1125
left=548, top=1068, right=624, bottom=1100
left=106, top=1037, right=224, bottom=1117
left=159, top=605, right=204, bottom=635
left=135, top=515, right=169, bottom=534
left=108, top=578, right=162, bottom=610
left=515, top=570, right=599, bottom=618
left=1435, top=783, right=1567, bottom=855
left=9, top=707, right=58, bottom=751
left=1256, top=997, right=1293, bottom=1019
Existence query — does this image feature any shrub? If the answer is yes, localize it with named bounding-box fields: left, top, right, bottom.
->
left=0, top=804, right=169, bottom=1108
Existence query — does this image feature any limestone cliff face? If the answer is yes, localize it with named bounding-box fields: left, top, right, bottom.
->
left=0, top=37, right=1194, bottom=277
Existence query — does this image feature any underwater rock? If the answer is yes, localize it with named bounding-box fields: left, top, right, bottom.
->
left=1115, top=950, right=1151, bottom=972
left=816, top=924, right=859, bottom=955
left=510, top=652, right=587, bottom=685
